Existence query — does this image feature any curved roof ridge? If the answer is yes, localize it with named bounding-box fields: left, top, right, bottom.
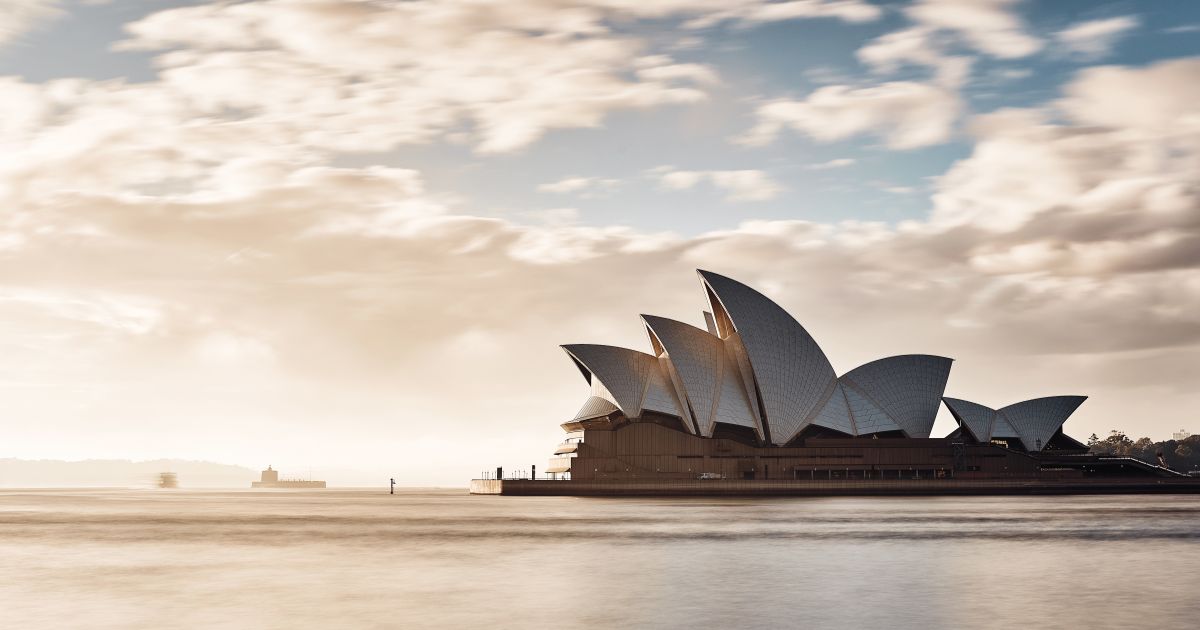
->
left=840, top=354, right=953, bottom=438
left=942, top=397, right=996, bottom=442
left=999, top=395, right=1087, bottom=452
left=561, top=344, right=666, bottom=419
left=696, top=269, right=837, bottom=444
left=573, top=396, right=620, bottom=422
left=640, top=314, right=724, bottom=436
left=942, top=395, right=1086, bottom=451
left=998, top=395, right=1089, bottom=412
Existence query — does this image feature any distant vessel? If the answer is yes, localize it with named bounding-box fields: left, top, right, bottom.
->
left=251, top=465, right=326, bottom=489
left=157, top=472, right=178, bottom=488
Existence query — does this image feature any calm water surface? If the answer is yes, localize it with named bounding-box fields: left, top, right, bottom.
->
left=2, top=489, right=1198, bottom=629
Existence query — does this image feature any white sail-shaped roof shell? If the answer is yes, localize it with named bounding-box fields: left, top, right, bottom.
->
left=698, top=270, right=837, bottom=445
left=712, top=343, right=762, bottom=438
left=558, top=270, right=1085, bottom=452
left=641, top=315, right=759, bottom=438
left=839, top=355, right=953, bottom=438
left=991, top=413, right=1020, bottom=438
left=943, top=397, right=996, bottom=441
left=562, top=344, right=687, bottom=427
left=572, top=396, right=619, bottom=422
left=843, top=384, right=901, bottom=435
left=1000, top=396, right=1087, bottom=452
left=943, top=396, right=1086, bottom=451
left=808, top=383, right=857, bottom=435
left=642, top=316, right=722, bottom=435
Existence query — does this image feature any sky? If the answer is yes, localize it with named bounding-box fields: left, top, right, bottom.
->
left=0, top=0, right=1198, bottom=486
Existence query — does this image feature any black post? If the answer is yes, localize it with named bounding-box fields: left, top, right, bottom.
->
left=531, top=465, right=536, bottom=480
left=390, top=478, right=395, bottom=495
left=496, top=466, right=503, bottom=480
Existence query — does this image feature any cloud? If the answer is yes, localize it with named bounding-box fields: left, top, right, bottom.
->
left=740, top=79, right=962, bottom=149
left=752, top=0, right=1013, bottom=152
left=3, top=4, right=1198, bottom=478
left=114, top=1, right=724, bottom=156
left=1163, top=24, right=1200, bottom=34
left=905, top=0, right=1042, bottom=59
left=807, top=158, right=856, bottom=170
left=836, top=0, right=1040, bottom=153
left=651, top=167, right=784, bottom=201
left=0, top=0, right=894, bottom=213
left=857, top=0, right=1041, bottom=79
left=537, top=176, right=621, bottom=197
left=932, top=58, right=1200, bottom=250
left=519, top=207, right=582, bottom=226
left=679, top=0, right=883, bottom=28
left=0, top=0, right=61, bottom=48
left=855, top=26, right=973, bottom=87
left=1056, top=16, right=1140, bottom=59
left=101, top=0, right=885, bottom=162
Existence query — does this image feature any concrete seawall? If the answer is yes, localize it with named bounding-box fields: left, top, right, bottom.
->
left=470, top=478, right=1200, bottom=496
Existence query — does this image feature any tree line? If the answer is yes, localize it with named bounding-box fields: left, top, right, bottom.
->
left=1088, top=430, right=1200, bottom=472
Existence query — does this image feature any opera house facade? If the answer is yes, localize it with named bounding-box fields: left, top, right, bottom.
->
left=473, top=271, right=1196, bottom=495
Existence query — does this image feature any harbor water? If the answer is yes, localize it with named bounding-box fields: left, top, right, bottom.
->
left=2, top=489, right=1198, bottom=629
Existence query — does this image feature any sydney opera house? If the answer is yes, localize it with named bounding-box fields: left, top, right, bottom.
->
left=474, top=270, right=1195, bottom=495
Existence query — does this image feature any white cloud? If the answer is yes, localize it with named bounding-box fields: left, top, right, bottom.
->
left=1057, top=58, right=1200, bottom=136
left=1056, top=16, right=1139, bottom=59
left=807, top=158, right=856, bottom=170
left=103, top=0, right=887, bottom=162
left=0, top=0, right=61, bottom=48
left=842, top=0, right=1038, bottom=153
left=680, top=0, right=883, bottom=29
left=741, top=80, right=962, bottom=149
left=651, top=167, right=784, bottom=201
left=856, top=25, right=973, bottom=87
left=906, top=0, right=1042, bottom=59
left=0, top=288, right=162, bottom=335
left=111, top=0, right=728, bottom=156
left=195, top=331, right=277, bottom=367
left=520, top=207, right=581, bottom=226
left=996, top=68, right=1032, bottom=80
left=537, top=176, right=621, bottom=197
left=2, top=6, right=1198, bottom=475
left=0, top=0, right=895, bottom=212
left=857, top=26, right=943, bottom=72
left=932, top=58, right=1200, bottom=239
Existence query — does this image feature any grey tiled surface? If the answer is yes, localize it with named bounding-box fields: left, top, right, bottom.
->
left=573, top=396, right=619, bottom=422
left=644, top=354, right=688, bottom=421
left=943, top=397, right=996, bottom=441
left=562, top=344, right=682, bottom=420
left=699, top=270, right=837, bottom=445
left=991, top=412, right=1020, bottom=438
left=713, top=344, right=762, bottom=437
left=840, top=355, right=952, bottom=438
left=809, top=383, right=856, bottom=435
left=1000, top=396, right=1087, bottom=451
left=724, top=332, right=764, bottom=430
left=843, top=384, right=901, bottom=434
left=561, top=270, right=1084, bottom=452
left=943, top=396, right=1086, bottom=451
left=642, top=315, right=725, bottom=435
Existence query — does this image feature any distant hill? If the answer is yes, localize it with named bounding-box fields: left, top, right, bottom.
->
left=0, top=458, right=257, bottom=488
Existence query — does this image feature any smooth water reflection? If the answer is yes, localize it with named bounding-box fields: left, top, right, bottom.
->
left=2, top=489, right=1198, bottom=629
